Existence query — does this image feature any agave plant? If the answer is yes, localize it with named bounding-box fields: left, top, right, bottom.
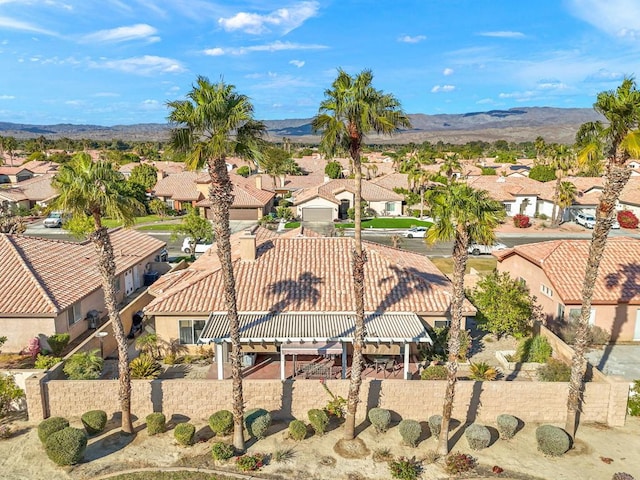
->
left=130, top=354, right=163, bottom=379
left=469, top=361, right=498, bottom=381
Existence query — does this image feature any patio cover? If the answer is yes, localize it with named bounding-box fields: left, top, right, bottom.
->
left=281, top=341, right=343, bottom=355
left=197, top=311, right=433, bottom=345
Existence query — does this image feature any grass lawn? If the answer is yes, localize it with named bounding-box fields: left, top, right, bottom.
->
left=108, top=472, right=241, bottom=480
left=335, top=218, right=431, bottom=229
left=136, top=223, right=182, bottom=232
left=103, top=215, right=178, bottom=228
left=284, top=221, right=300, bottom=229
left=430, top=256, right=497, bottom=276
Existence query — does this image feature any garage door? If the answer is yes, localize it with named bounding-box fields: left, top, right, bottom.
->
left=302, top=207, right=333, bottom=222
left=229, top=208, right=258, bottom=220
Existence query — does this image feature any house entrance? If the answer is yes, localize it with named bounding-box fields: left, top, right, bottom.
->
left=339, top=199, right=350, bottom=219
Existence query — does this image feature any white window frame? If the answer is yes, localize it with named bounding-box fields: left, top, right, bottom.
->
left=67, top=302, right=82, bottom=326
left=178, top=319, right=206, bottom=344
left=540, top=284, right=553, bottom=298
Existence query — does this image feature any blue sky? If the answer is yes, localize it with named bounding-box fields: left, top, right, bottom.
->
left=0, top=0, right=639, bottom=125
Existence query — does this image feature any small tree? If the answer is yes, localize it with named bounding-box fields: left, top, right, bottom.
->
left=470, top=271, right=534, bottom=338
left=0, top=374, right=25, bottom=417
left=148, top=198, right=168, bottom=217
left=529, top=165, right=556, bottom=182
left=174, top=207, right=214, bottom=258
left=129, top=163, right=159, bottom=191
left=324, top=161, right=342, bottom=179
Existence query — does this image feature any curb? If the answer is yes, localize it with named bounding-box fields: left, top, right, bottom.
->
left=93, top=466, right=266, bottom=480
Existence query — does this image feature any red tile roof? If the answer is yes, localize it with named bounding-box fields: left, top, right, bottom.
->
left=293, top=178, right=402, bottom=206
left=153, top=172, right=202, bottom=202
left=0, top=174, right=57, bottom=202
left=195, top=173, right=275, bottom=208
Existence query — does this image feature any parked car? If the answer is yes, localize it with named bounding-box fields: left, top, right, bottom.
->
left=181, top=237, right=213, bottom=254
left=402, top=226, right=428, bottom=238
left=43, top=211, right=66, bottom=228
left=468, top=242, right=508, bottom=255
left=575, top=211, right=620, bottom=229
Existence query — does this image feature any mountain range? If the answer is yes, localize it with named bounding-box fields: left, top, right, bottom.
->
left=0, top=107, right=604, bottom=144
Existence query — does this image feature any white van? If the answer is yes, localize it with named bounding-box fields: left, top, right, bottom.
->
left=181, top=237, right=213, bottom=254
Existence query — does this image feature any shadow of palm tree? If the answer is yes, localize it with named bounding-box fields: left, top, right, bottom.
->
left=267, top=271, right=323, bottom=313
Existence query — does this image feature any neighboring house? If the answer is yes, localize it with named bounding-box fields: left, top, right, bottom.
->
left=0, top=228, right=168, bottom=352
left=466, top=176, right=540, bottom=217
left=145, top=226, right=475, bottom=379
left=20, top=160, right=59, bottom=177
left=292, top=178, right=403, bottom=221
left=0, top=167, right=34, bottom=184
left=0, top=174, right=58, bottom=210
left=152, top=171, right=203, bottom=211
left=494, top=237, right=640, bottom=342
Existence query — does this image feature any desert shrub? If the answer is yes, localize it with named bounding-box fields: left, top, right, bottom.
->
left=130, top=354, right=163, bottom=379
left=469, top=362, right=498, bottom=381
left=422, top=449, right=439, bottom=464
left=368, top=407, right=391, bottom=433
left=536, top=425, right=571, bottom=456
left=244, top=408, right=271, bottom=440
left=537, top=358, right=571, bottom=382
left=444, top=452, right=477, bottom=474
left=513, top=214, right=531, bottom=228
left=174, top=423, right=196, bottom=446
left=47, top=333, right=70, bottom=356
left=420, top=365, right=447, bottom=380
left=465, top=423, right=491, bottom=450
left=38, top=417, right=69, bottom=444
left=627, top=380, right=640, bottom=416
left=308, top=408, right=329, bottom=436
left=398, top=419, right=421, bottom=447
left=516, top=335, right=552, bottom=363
left=617, top=210, right=639, bottom=229
left=288, top=419, right=307, bottom=441
left=236, top=165, right=251, bottom=177
left=496, top=414, right=519, bottom=440
left=236, top=453, right=264, bottom=472
left=0, top=336, right=6, bottom=354
left=428, top=415, right=443, bottom=438
left=559, top=317, right=611, bottom=346
left=211, top=441, right=235, bottom=461
left=34, top=354, right=62, bottom=370
left=529, top=165, right=556, bottom=182
left=63, top=350, right=103, bottom=380
left=388, top=456, right=422, bottom=480
left=612, top=473, right=636, bottom=480
left=372, top=447, right=393, bottom=463
left=146, top=412, right=166, bottom=435
left=209, top=410, right=233, bottom=436
left=45, top=427, right=87, bottom=465
left=0, top=425, right=11, bottom=439
left=0, top=374, right=25, bottom=417
left=272, top=447, right=295, bottom=463
left=81, top=410, right=107, bottom=435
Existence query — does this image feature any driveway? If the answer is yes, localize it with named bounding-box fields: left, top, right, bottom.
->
left=586, top=344, right=640, bottom=381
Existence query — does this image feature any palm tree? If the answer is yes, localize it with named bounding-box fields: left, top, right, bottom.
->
left=549, top=144, right=576, bottom=227
left=565, top=78, right=640, bottom=438
left=167, top=76, right=265, bottom=451
left=312, top=69, right=410, bottom=441
left=4, top=136, right=17, bottom=167
left=51, top=152, right=143, bottom=434
left=575, top=121, right=605, bottom=177
left=425, top=182, right=505, bottom=455
left=555, top=181, right=577, bottom=225
left=439, top=153, right=462, bottom=180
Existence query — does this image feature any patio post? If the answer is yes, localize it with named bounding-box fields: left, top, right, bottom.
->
left=280, top=347, right=285, bottom=380
left=403, top=343, right=410, bottom=379
left=216, top=343, right=224, bottom=380
left=341, top=342, right=347, bottom=379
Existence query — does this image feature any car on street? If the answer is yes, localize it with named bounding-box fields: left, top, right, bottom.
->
left=468, top=242, right=508, bottom=255
left=575, top=211, right=620, bottom=229
left=402, top=226, right=428, bottom=238
left=43, top=211, right=66, bottom=228
left=181, top=237, right=213, bottom=254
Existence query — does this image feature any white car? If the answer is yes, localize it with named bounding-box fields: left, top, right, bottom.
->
left=575, top=211, right=620, bottom=229
left=402, top=226, right=428, bottom=238
left=43, top=211, right=66, bottom=228
left=181, top=237, right=213, bottom=254
left=468, top=242, right=508, bottom=255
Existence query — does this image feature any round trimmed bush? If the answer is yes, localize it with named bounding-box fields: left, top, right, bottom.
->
left=209, top=410, right=233, bottom=436
left=45, top=427, right=87, bottom=465
left=398, top=419, right=422, bottom=447
left=535, top=425, right=571, bottom=456
left=428, top=415, right=443, bottom=438
left=38, top=417, right=69, bottom=445
left=244, top=408, right=271, bottom=440
left=211, top=441, right=235, bottom=461
left=368, top=407, right=391, bottom=434
left=288, top=419, right=307, bottom=441
left=81, top=410, right=107, bottom=435
left=174, top=422, right=196, bottom=446
left=465, top=423, right=491, bottom=450
left=308, top=409, right=329, bottom=436
left=146, top=412, right=166, bottom=435
left=497, top=414, right=519, bottom=440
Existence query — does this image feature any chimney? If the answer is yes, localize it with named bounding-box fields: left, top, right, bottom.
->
left=157, top=169, right=166, bottom=182
left=255, top=175, right=263, bottom=190
left=239, top=229, right=256, bottom=261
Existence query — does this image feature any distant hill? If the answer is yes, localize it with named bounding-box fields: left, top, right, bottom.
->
left=0, top=107, right=604, bottom=144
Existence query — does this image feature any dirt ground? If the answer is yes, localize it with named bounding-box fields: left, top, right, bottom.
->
left=1, top=412, right=639, bottom=480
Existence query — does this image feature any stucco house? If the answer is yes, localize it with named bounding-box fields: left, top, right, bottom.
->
left=0, top=228, right=167, bottom=352
left=0, top=166, right=34, bottom=184
left=0, top=174, right=58, bottom=211
left=494, top=237, right=640, bottom=342
left=144, top=226, right=475, bottom=380
left=152, top=171, right=203, bottom=212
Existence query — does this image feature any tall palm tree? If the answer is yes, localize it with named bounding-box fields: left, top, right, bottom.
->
left=565, top=78, right=640, bottom=438
left=425, top=182, right=505, bottom=455
left=439, top=153, right=462, bottom=180
left=4, top=136, right=17, bottom=167
left=555, top=181, right=578, bottom=225
left=575, top=121, right=605, bottom=177
left=312, top=69, right=410, bottom=441
left=167, top=76, right=265, bottom=451
left=51, top=152, right=143, bottom=434
left=549, top=144, right=576, bottom=227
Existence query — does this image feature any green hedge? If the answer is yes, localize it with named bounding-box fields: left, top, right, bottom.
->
left=45, top=427, right=87, bottom=465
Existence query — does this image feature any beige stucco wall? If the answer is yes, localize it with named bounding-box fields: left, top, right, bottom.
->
left=295, top=197, right=338, bottom=219
left=1, top=317, right=56, bottom=352
left=368, top=200, right=402, bottom=217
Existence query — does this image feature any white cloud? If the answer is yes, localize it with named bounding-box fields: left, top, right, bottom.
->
left=431, top=84, right=455, bottom=93
left=218, top=1, right=319, bottom=35
left=93, top=55, right=185, bottom=75
left=537, top=80, right=568, bottom=90
left=204, top=41, right=327, bottom=56
left=93, top=92, right=120, bottom=97
left=0, top=16, right=56, bottom=35
left=289, top=59, right=305, bottom=68
left=398, top=34, right=426, bottom=43
left=443, top=68, right=454, bottom=76
left=567, top=0, right=640, bottom=40
left=0, top=94, right=15, bottom=100
left=65, top=100, right=83, bottom=106
left=476, top=98, right=494, bottom=104
left=479, top=31, right=525, bottom=38
left=585, top=69, right=625, bottom=82
left=499, top=90, right=536, bottom=100
left=82, top=24, right=160, bottom=43
left=141, top=99, right=162, bottom=110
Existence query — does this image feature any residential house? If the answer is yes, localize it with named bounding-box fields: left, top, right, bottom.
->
left=0, top=229, right=167, bottom=352
left=20, top=160, right=59, bottom=177
left=494, top=237, right=640, bottom=342
left=152, top=171, right=203, bottom=212
left=145, top=226, right=475, bottom=379
left=466, top=176, right=540, bottom=217
left=0, top=174, right=58, bottom=211
left=0, top=166, right=34, bottom=184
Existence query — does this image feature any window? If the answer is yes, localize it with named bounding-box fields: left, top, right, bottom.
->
left=569, top=308, right=596, bottom=325
left=557, top=304, right=565, bottom=320
left=179, top=319, right=206, bottom=344
left=504, top=203, right=512, bottom=213
left=434, top=319, right=451, bottom=328
left=385, top=202, right=396, bottom=213
left=114, top=277, right=121, bottom=293
left=67, top=303, right=82, bottom=326
left=540, top=284, right=553, bottom=298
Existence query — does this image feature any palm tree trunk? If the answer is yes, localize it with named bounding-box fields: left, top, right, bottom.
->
left=208, top=157, right=245, bottom=452
left=437, top=227, right=469, bottom=455
left=565, top=162, right=631, bottom=437
left=344, top=142, right=367, bottom=441
left=90, top=225, right=133, bottom=434
left=551, top=176, right=561, bottom=227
